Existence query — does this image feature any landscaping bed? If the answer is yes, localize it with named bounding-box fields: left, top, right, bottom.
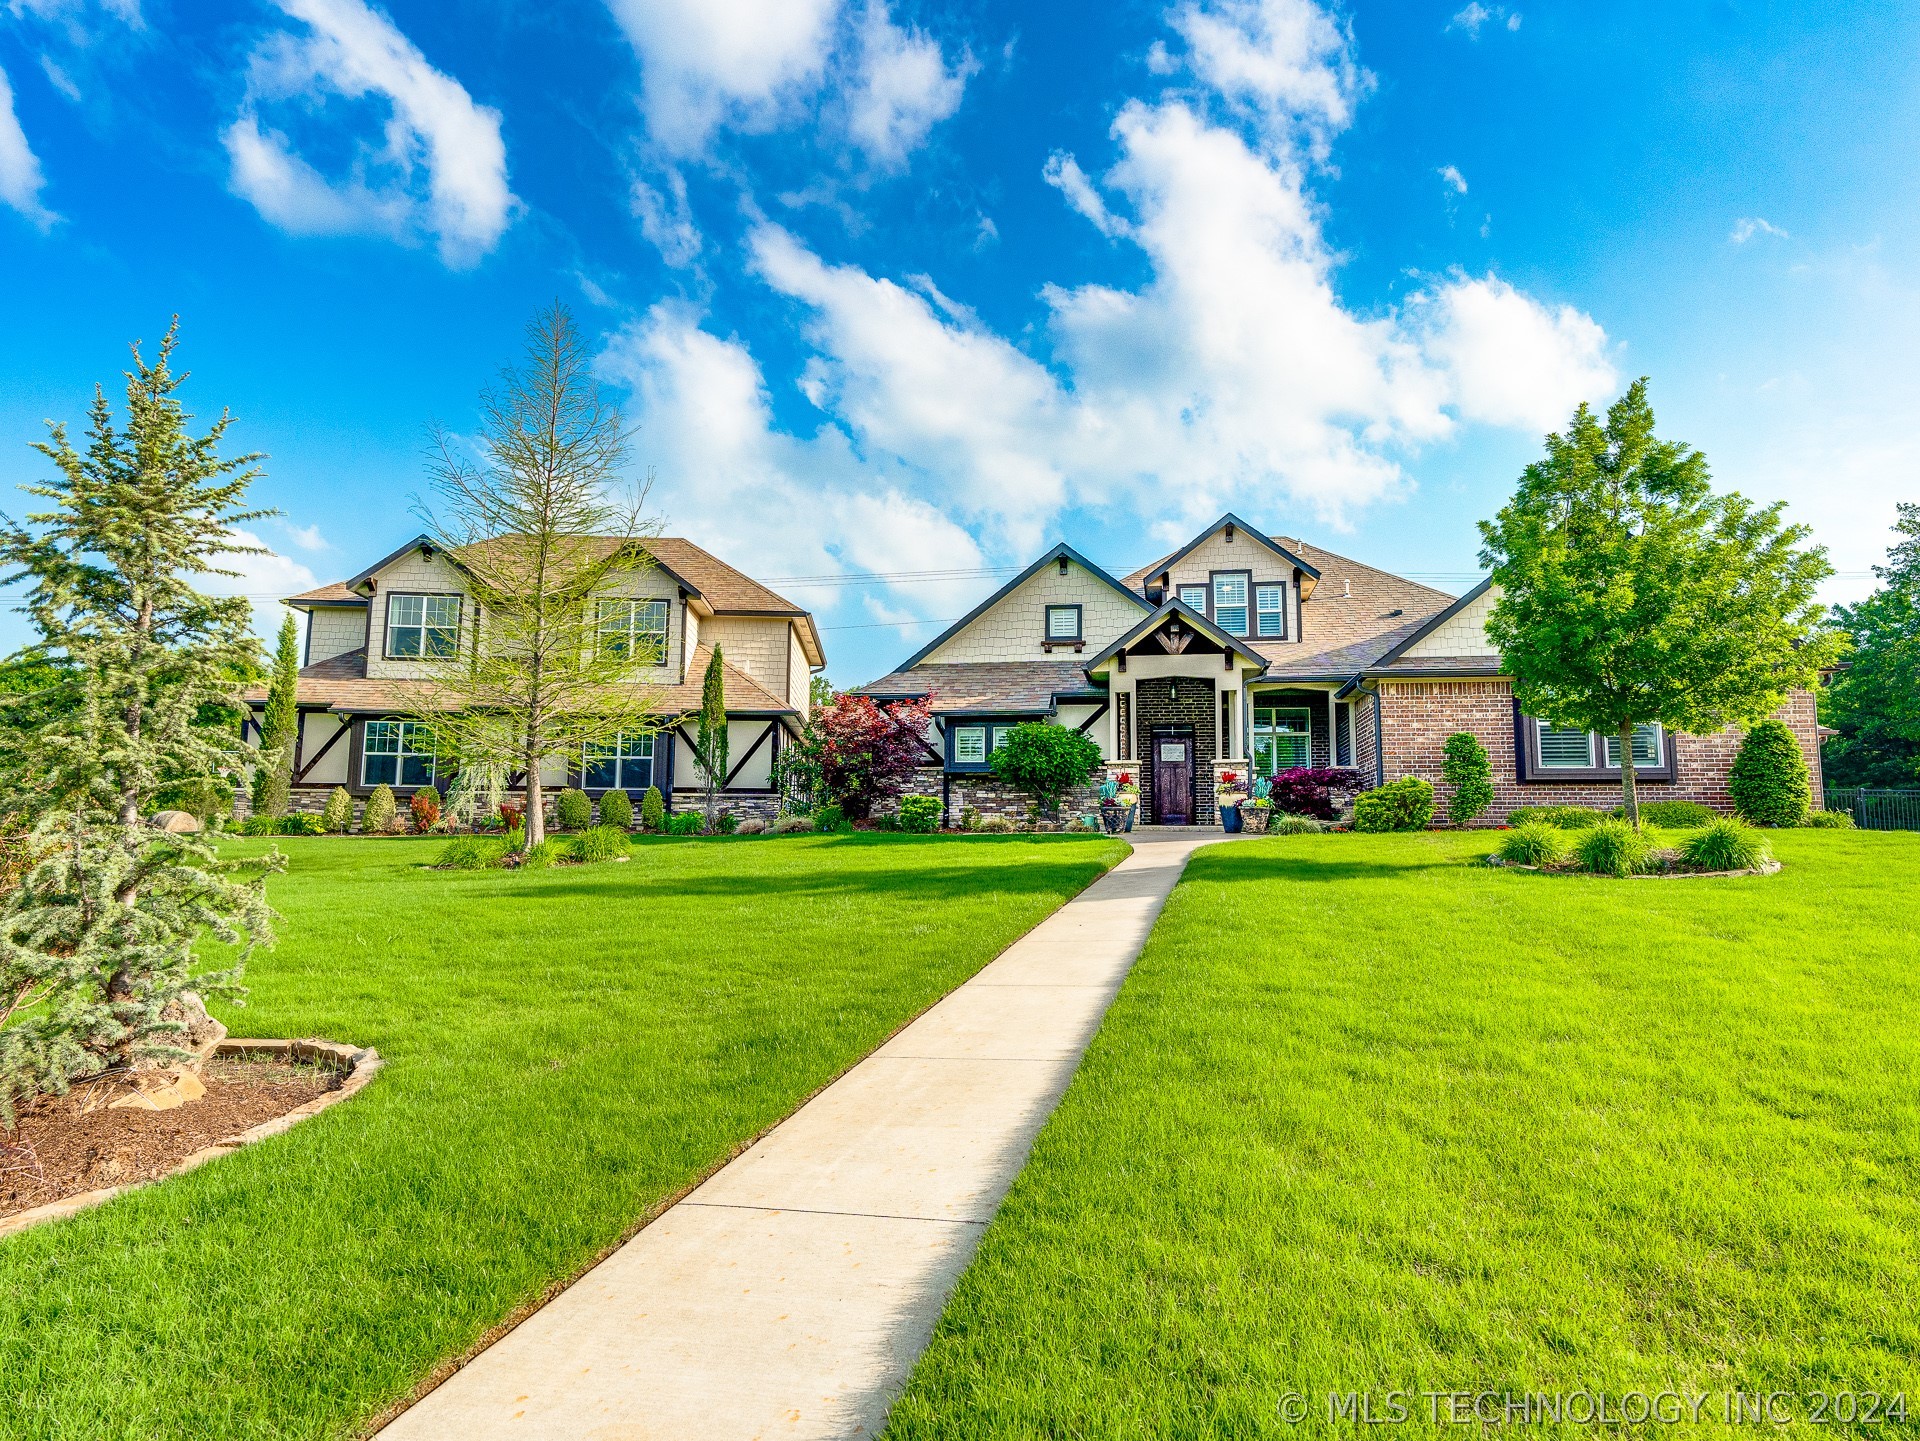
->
left=2, top=1050, right=348, bottom=1228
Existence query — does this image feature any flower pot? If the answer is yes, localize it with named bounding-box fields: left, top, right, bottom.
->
left=1221, top=803, right=1242, bottom=833
left=1243, top=807, right=1270, bottom=834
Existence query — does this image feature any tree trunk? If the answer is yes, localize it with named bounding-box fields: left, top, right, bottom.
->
left=523, top=742, right=544, bottom=850
left=1618, top=722, right=1641, bottom=829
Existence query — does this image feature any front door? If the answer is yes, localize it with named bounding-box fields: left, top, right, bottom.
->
left=1154, top=733, right=1195, bottom=825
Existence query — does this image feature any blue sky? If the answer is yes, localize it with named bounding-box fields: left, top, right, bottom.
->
left=3, top=0, right=1917, bottom=684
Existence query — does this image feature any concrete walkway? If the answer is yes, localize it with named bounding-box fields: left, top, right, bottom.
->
left=379, top=829, right=1226, bottom=1441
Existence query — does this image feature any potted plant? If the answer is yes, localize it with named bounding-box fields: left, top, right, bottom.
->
left=1217, top=770, right=1247, bottom=833
left=1243, top=775, right=1273, bottom=833
left=1099, top=772, right=1140, bottom=833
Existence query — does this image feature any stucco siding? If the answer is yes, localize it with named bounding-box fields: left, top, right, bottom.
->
left=923, top=562, right=1147, bottom=664
left=297, top=712, right=350, bottom=785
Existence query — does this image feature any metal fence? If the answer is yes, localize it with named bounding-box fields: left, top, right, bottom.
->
left=1824, top=788, right=1920, bottom=831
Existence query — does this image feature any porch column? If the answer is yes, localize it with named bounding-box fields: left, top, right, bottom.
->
left=1327, top=690, right=1337, bottom=769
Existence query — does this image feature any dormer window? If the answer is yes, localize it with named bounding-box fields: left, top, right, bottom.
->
left=386, top=594, right=460, bottom=659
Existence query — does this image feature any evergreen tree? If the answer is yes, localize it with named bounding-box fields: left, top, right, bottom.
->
left=696, top=645, right=728, bottom=822
left=1479, top=379, right=1842, bottom=827
left=0, top=321, right=279, bottom=1106
left=1441, top=732, right=1494, bottom=825
left=253, top=612, right=300, bottom=818
left=1822, top=503, right=1920, bottom=785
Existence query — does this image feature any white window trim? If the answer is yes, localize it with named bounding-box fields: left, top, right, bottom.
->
left=1212, top=573, right=1250, bottom=636
left=384, top=593, right=461, bottom=660
left=597, top=598, right=669, bottom=662
left=1254, top=583, right=1287, bottom=639
left=953, top=725, right=987, bottom=765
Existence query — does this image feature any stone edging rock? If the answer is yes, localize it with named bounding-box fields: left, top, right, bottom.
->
left=0, top=1038, right=381, bottom=1241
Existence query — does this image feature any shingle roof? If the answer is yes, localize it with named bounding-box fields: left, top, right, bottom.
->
left=285, top=582, right=363, bottom=605
left=857, top=661, right=1098, bottom=714
left=1371, top=653, right=1504, bottom=675
left=242, top=643, right=795, bottom=716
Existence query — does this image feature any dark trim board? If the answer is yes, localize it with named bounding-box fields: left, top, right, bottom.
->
left=1137, top=513, right=1322, bottom=592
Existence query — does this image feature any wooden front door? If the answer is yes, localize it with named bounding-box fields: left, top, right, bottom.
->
left=1153, top=733, right=1195, bottom=825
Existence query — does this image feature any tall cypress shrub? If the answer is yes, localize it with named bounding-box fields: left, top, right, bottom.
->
left=254, top=612, right=300, bottom=817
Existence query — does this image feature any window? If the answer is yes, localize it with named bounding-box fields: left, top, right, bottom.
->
left=584, top=731, right=654, bottom=791
left=953, top=725, right=987, bottom=765
left=597, top=599, right=669, bottom=661
left=1212, top=573, right=1249, bottom=635
left=385, top=594, right=460, bottom=659
left=1604, top=724, right=1663, bottom=769
left=1255, top=584, right=1287, bottom=639
left=362, top=719, right=437, bottom=787
left=992, top=724, right=1014, bottom=751
left=1177, top=584, right=1209, bottom=614
left=1536, top=725, right=1595, bottom=769
left=1045, top=604, right=1082, bottom=642
left=1252, top=706, right=1311, bottom=776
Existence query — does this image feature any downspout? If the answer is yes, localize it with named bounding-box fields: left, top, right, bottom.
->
left=1373, top=687, right=1385, bottom=787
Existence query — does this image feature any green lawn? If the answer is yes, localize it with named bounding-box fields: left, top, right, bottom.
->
left=0, top=831, right=1124, bottom=1441
left=886, top=830, right=1920, bottom=1438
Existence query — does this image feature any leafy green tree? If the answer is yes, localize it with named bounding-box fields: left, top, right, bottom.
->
left=1441, top=732, right=1494, bottom=825
left=809, top=673, right=836, bottom=713
left=694, top=644, right=728, bottom=822
left=253, top=612, right=300, bottom=818
left=1479, top=379, right=1842, bottom=827
left=988, top=722, right=1103, bottom=816
left=0, top=321, right=279, bottom=1107
left=1822, top=503, right=1920, bottom=786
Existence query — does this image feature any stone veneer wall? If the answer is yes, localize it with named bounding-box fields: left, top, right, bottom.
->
left=1373, top=680, right=1825, bottom=825
left=884, top=768, right=1110, bottom=827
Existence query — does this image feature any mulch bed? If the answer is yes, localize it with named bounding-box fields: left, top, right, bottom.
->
left=1, top=1056, right=341, bottom=1220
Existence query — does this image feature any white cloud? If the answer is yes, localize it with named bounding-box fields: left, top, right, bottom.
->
left=630, top=167, right=702, bottom=267
left=38, top=56, right=82, bottom=101
left=605, top=0, right=840, bottom=155
left=7, top=0, right=141, bottom=31
left=1042, top=151, right=1132, bottom=239
left=1410, top=274, right=1614, bottom=431
left=1730, top=216, right=1788, bottom=244
left=202, top=530, right=321, bottom=639
left=0, top=65, right=58, bottom=229
left=1448, top=4, right=1520, bottom=36
left=224, top=0, right=516, bottom=266
left=844, top=2, right=972, bottom=168
left=1164, top=0, right=1368, bottom=152
left=1438, top=163, right=1467, bottom=194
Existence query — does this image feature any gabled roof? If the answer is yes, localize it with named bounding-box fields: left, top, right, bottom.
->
left=1368, top=576, right=1494, bottom=671
left=284, top=582, right=365, bottom=607
left=1085, top=599, right=1268, bottom=672
left=858, top=660, right=1098, bottom=715
left=1122, top=513, right=1322, bottom=591
left=891, top=543, right=1148, bottom=672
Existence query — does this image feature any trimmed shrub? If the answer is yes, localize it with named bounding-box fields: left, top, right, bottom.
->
left=976, top=814, right=1016, bottom=834
left=768, top=816, right=815, bottom=835
left=1680, top=818, right=1772, bottom=873
left=437, top=836, right=498, bottom=870
left=1270, top=814, right=1328, bottom=835
left=1803, top=809, right=1856, bottom=829
left=735, top=817, right=768, bottom=836
left=640, top=786, right=666, bottom=832
left=1497, top=822, right=1568, bottom=867
left=363, top=784, right=397, bottom=834
left=573, top=825, right=629, bottom=863
left=321, top=786, right=354, bottom=834
left=1442, top=732, right=1494, bottom=825
left=667, top=810, right=707, bottom=836
left=555, top=787, right=592, bottom=831
left=1352, top=777, right=1435, bottom=833
left=598, top=789, right=634, bottom=830
left=521, top=838, right=565, bottom=869
left=1506, top=805, right=1608, bottom=830
left=987, top=722, right=1104, bottom=814
left=1267, top=767, right=1367, bottom=820
left=1574, top=819, right=1653, bottom=877
left=1621, top=799, right=1716, bottom=829
left=279, top=812, right=326, bottom=836
left=815, top=803, right=847, bottom=833
left=1729, top=719, right=1811, bottom=826
left=239, top=815, right=278, bottom=837
left=899, top=795, right=941, bottom=833
left=410, top=786, right=441, bottom=833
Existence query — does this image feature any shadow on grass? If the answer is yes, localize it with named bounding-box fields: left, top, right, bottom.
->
left=528, top=861, right=1116, bottom=905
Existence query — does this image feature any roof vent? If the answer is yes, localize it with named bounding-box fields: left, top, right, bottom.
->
left=1058, top=555, right=1069, bottom=575
left=1341, top=579, right=1351, bottom=598
left=1386, top=608, right=1404, bottom=618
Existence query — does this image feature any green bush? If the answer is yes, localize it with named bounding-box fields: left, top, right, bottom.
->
left=1351, top=777, right=1434, bottom=833
left=639, top=786, right=666, bottom=832
left=987, top=722, right=1104, bottom=814
left=521, top=838, right=565, bottom=869
left=960, top=806, right=981, bottom=832
left=768, top=816, right=814, bottom=835
left=1728, top=718, right=1811, bottom=827
left=363, top=784, right=397, bottom=834
left=667, top=810, right=706, bottom=836
left=872, top=813, right=903, bottom=832
left=1803, top=809, right=1856, bottom=829
left=555, top=787, right=592, bottom=831
left=1575, top=819, right=1653, bottom=877
left=598, top=789, right=633, bottom=830
left=1497, top=822, right=1569, bottom=867
left=321, top=786, right=354, bottom=834
left=1506, top=805, right=1608, bottom=829
left=1442, top=732, right=1494, bottom=825
left=239, top=815, right=278, bottom=837
left=573, top=825, right=629, bottom=863
left=437, top=836, right=499, bottom=870
left=1270, top=814, right=1328, bottom=835
left=1679, top=818, right=1771, bottom=872
left=899, top=795, right=941, bottom=833
left=815, top=803, right=846, bottom=833
left=1619, top=799, right=1716, bottom=829
left=278, top=812, right=326, bottom=836
left=713, top=813, right=739, bottom=835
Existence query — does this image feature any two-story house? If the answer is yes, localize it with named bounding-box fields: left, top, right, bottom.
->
left=244, top=534, right=824, bottom=823
left=859, top=514, right=1823, bottom=826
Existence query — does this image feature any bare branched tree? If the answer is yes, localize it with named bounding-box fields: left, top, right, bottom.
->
left=408, top=304, right=664, bottom=850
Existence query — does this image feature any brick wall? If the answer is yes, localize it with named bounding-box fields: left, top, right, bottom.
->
left=1134, top=677, right=1219, bottom=824
left=1374, top=680, right=1825, bottom=825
